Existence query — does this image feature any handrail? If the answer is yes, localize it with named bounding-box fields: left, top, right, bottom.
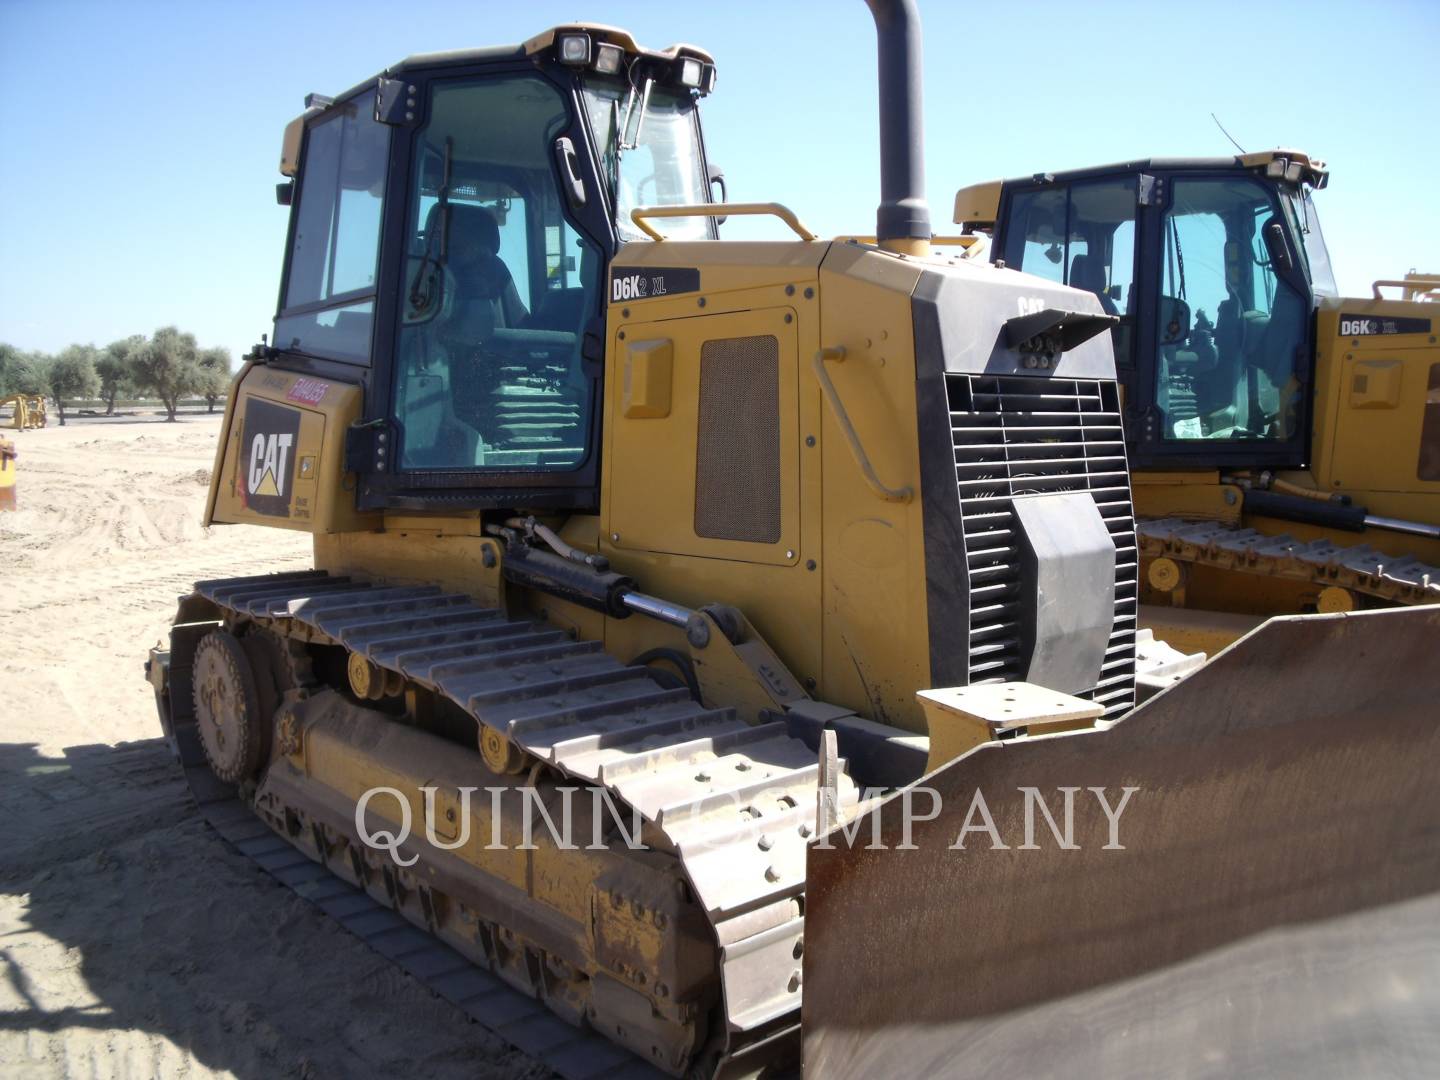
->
left=835, top=234, right=978, bottom=248
left=630, top=202, right=816, bottom=242
left=1373, top=276, right=1440, bottom=300
left=813, top=347, right=913, bottom=503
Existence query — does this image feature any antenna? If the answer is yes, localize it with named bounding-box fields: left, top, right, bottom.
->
left=1211, top=113, right=1247, bottom=155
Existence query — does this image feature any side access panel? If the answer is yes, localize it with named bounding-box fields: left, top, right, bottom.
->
left=208, top=364, right=378, bottom=533
left=802, top=605, right=1440, bottom=1079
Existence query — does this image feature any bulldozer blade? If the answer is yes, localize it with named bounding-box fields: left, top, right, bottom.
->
left=801, top=606, right=1440, bottom=1078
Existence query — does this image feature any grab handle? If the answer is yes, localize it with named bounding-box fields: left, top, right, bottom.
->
left=631, top=202, right=816, bottom=242
left=813, top=347, right=913, bottom=503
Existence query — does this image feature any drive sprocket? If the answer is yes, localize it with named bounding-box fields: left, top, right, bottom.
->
left=192, top=629, right=268, bottom=783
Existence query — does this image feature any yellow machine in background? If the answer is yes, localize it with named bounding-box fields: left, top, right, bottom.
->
left=0, top=435, right=16, bottom=511
left=144, top=4, right=1440, bottom=1076
left=1389, top=270, right=1440, bottom=301
left=2, top=394, right=46, bottom=430
left=955, top=157, right=1439, bottom=652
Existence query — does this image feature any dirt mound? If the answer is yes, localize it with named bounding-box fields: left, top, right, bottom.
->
left=0, top=417, right=548, bottom=1078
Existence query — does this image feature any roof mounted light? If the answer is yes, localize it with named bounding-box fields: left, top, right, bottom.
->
left=557, top=32, right=591, bottom=65
left=1266, top=158, right=1287, bottom=179
left=594, top=42, right=624, bottom=75
left=676, top=56, right=703, bottom=88
left=700, top=63, right=717, bottom=94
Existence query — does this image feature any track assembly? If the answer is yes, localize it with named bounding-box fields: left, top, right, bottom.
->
left=155, top=569, right=863, bottom=1077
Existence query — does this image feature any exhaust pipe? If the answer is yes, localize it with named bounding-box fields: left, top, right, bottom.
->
left=866, top=0, right=931, bottom=254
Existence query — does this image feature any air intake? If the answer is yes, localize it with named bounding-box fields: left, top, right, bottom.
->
left=694, top=334, right=782, bottom=544
left=948, top=372, right=1137, bottom=717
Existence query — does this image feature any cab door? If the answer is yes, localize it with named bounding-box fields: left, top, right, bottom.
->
left=359, top=67, right=614, bottom=511
left=1130, top=172, right=1314, bottom=468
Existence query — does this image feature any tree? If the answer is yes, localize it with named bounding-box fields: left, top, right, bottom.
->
left=1, top=344, right=47, bottom=397
left=197, top=346, right=233, bottom=413
left=132, top=326, right=202, bottom=421
left=47, top=345, right=101, bottom=426
left=0, top=344, right=17, bottom=396
left=3, top=349, right=51, bottom=398
left=96, top=334, right=146, bottom=415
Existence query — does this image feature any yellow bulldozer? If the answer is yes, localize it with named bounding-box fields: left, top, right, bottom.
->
left=145, top=3, right=1440, bottom=1076
left=953, top=159, right=1440, bottom=654
left=0, top=434, right=16, bottom=511
left=3, top=393, right=47, bottom=429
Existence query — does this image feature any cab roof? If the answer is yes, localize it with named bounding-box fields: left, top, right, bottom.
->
left=282, top=24, right=716, bottom=177
left=388, top=23, right=714, bottom=74
left=953, top=149, right=1329, bottom=229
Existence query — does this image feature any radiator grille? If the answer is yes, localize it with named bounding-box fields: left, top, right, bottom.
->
left=694, top=335, right=782, bottom=544
left=948, top=373, right=1137, bottom=716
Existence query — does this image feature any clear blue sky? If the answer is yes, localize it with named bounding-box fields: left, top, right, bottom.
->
left=2, top=0, right=1437, bottom=357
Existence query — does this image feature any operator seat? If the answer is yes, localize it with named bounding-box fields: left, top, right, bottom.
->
left=1068, top=253, right=1118, bottom=315
left=398, top=203, right=531, bottom=468
left=427, top=202, right=536, bottom=459
left=425, top=202, right=529, bottom=335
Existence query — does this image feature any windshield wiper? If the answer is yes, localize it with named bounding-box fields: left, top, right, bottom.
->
left=619, top=78, right=653, bottom=151
left=608, top=81, right=653, bottom=239
left=604, top=98, right=623, bottom=192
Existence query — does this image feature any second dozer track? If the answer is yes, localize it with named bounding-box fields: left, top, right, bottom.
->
left=1138, top=517, right=1440, bottom=605
left=159, top=569, right=858, bottom=1077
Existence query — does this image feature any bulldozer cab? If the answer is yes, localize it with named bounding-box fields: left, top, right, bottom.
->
left=969, top=153, right=1336, bottom=470
left=270, top=26, right=719, bottom=511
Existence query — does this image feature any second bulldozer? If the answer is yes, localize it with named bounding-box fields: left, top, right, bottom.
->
left=955, top=158, right=1439, bottom=651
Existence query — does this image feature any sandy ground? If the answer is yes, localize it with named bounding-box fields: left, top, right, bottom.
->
left=0, top=416, right=547, bottom=1079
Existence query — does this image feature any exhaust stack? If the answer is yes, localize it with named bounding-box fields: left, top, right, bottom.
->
left=866, top=0, right=931, bottom=254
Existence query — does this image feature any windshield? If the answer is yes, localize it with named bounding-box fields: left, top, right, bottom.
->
left=582, top=80, right=709, bottom=242
left=1283, top=187, right=1337, bottom=297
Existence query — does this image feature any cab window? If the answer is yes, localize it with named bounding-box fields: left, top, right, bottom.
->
left=393, top=75, right=602, bottom=472
left=1002, top=187, right=1067, bottom=285
left=1000, top=178, right=1137, bottom=363
left=1284, top=187, right=1337, bottom=297
left=275, top=90, right=389, bottom=364
left=1155, top=177, right=1305, bottom=442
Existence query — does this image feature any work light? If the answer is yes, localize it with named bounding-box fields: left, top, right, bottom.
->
left=594, top=43, right=623, bottom=74
left=557, top=33, right=591, bottom=65
left=677, top=57, right=703, bottom=87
